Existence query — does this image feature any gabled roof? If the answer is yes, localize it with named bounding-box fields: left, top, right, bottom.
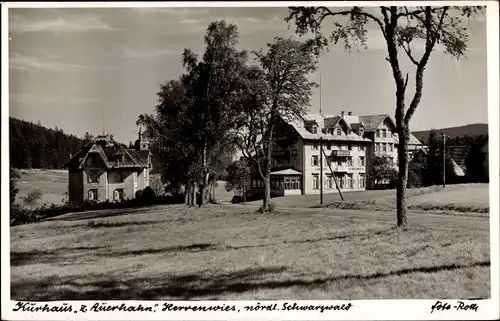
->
left=288, top=114, right=372, bottom=143
left=65, top=135, right=150, bottom=170
left=270, top=168, right=303, bottom=176
left=359, top=114, right=395, bottom=132
left=446, top=145, right=469, bottom=171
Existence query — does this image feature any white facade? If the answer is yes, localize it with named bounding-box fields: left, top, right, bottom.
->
left=250, top=112, right=424, bottom=195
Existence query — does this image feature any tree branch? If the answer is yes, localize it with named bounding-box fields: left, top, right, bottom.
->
left=401, top=43, right=419, bottom=65
left=404, top=7, right=449, bottom=125
left=316, top=6, right=387, bottom=40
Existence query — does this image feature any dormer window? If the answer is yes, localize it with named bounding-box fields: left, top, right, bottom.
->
left=312, top=125, right=318, bottom=134
left=337, top=128, right=342, bottom=136
left=360, top=128, right=364, bottom=136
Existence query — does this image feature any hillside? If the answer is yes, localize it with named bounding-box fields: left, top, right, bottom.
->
left=10, top=117, right=125, bottom=169
left=412, top=123, right=488, bottom=144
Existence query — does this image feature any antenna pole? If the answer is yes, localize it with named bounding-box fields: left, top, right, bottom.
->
left=102, top=110, right=105, bottom=135
left=319, top=73, right=322, bottom=114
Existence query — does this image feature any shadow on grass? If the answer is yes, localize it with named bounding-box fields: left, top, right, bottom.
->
left=12, top=261, right=490, bottom=301
left=98, top=243, right=215, bottom=257
left=45, top=205, right=173, bottom=222
left=97, top=228, right=397, bottom=258
left=11, top=246, right=106, bottom=267
left=85, top=220, right=163, bottom=229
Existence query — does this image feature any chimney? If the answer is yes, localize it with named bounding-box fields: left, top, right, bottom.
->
left=348, top=111, right=353, bottom=116
left=341, top=111, right=345, bottom=118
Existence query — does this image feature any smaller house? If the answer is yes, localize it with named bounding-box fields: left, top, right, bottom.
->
left=65, top=131, right=151, bottom=204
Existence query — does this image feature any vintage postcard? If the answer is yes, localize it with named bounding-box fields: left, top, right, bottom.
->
left=2, top=1, right=498, bottom=320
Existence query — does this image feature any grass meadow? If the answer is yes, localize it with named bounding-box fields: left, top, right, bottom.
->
left=11, top=204, right=489, bottom=300
left=10, top=170, right=490, bottom=300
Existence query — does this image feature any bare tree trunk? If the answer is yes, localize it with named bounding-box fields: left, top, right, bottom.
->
left=396, top=127, right=410, bottom=227
left=190, top=182, right=197, bottom=207
left=200, top=142, right=208, bottom=206
left=262, top=119, right=275, bottom=210
left=184, top=183, right=190, bottom=206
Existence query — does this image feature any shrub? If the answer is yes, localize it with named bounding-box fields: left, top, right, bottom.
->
left=23, top=189, right=43, bottom=207
left=142, top=186, right=156, bottom=204
left=10, top=168, right=21, bottom=205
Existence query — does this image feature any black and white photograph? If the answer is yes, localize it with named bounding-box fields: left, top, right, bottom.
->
left=2, top=1, right=499, bottom=320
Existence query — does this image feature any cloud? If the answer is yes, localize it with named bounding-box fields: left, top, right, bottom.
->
left=121, top=46, right=181, bottom=59
left=9, top=53, right=86, bottom=72
left=133, top=7, right=209, bottom=19
left=10, top=93, right=101, bottom=105
left=9, top=11, right=120, bottom=33
left=9, top=53, right=117, bottom=73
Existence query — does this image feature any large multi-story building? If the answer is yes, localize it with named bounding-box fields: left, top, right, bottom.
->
left=249, top=111, right=424, bottom=195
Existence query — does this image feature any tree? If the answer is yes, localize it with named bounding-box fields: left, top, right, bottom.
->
left=408, top=149, right=426, bottom=187
left=182, top=21, right=250, bottom=206
left=225, top=158, right=251, bottom=198
left=286, top=5, right=483, bottom=227
left=139, top=21, right=248, bottom=207
left=368, top=155, right=398, bottom=189
left=83, top=132, right=94, bottom=145
left=424, top=129, right=442, bottom=186
left=237, top=37, right=318, bottom=211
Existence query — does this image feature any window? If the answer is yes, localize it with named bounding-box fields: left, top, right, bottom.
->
left=326, top=143, right=331, bottom=150
left=375, top=143, right=380, bottom=152
left=88, top=189, right=98, bottom=201
left=382, top=129, right=387, bottom=138
left=360, top=128, right=364, bottom=136
left=114, top=189, right=124, bottom=201
left=337, top=128, right=342, bottom=136
left=347, top=158, right=353, bottom=167
left=359, top=174, right=365, bottom=188
left=383, top=143, right=387, bottom=152
left=285, top=179, right=290, bottom=190
left=312, top=155, right=319, bottom=166
left=376, top=129, right=380, bottom=137
left=312, top=126, right=318, bottom=134
left=117, top=172, right=125, bottom=183
left=389, top=143, right=393, bottom=152
left=312, top=175, right=319, bottom=190
left=390, top=157, right=394, bottom=165
left=88, top=170, right=99, bottom=183
left=312, top=143, right=318, bottom=150
left=349, top=175, right=354, bottom=188
left=359, top=156, right=365, bottom=166
left=348, top=144, right=352, bottom=151
left=326, top=175, right=333, bottom=189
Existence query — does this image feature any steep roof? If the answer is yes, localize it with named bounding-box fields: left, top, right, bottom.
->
left=446, top=145, right=469, bottom=171
left=358, top=114, right=390, bottom=131
left=287, top=114, right=372, bottom=143
left=65, top=134, right=150, bottom=170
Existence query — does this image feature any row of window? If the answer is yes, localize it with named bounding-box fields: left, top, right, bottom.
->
left=87, top=171, right=126, bottom=184
left=376, top=128, right=396, bottom=138
left=312, top=156, right=365, bottom=167
left=312, top=174, right=366, bottom=189
left=87, top=188, right=125, bottom=201
left=375, top=143, right=394, bottom=153
left=252, top=177, right=302, bottom=190
left=309, top=125, right=363, bottom=137
left=312, top=143, right=366, bottom=151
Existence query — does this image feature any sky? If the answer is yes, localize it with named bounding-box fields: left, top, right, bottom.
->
left=8, top=5, right=488, bottom=144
